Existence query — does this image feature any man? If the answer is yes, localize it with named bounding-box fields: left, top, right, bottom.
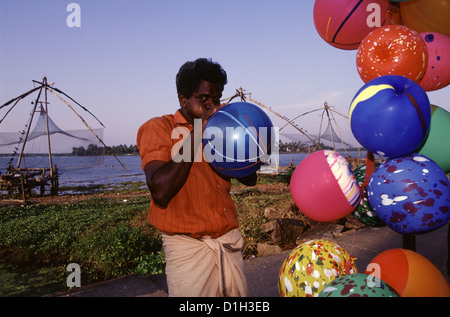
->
left=137, top=58, right=256, bottom=296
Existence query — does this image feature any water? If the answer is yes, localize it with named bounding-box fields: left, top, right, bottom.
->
left=268, top=150, right=366, bottom=170
left=52, top=155, right=146, bottom=188
left=1, top=151, right=366, bottom=192
left=0, top=155, right=145, bottom=195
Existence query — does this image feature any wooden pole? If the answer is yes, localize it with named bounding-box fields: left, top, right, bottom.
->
left=402, top=234, right=416, bottom=251
left=247, top=96, right=318, bottom=146
left=43, top=77, right=54, bottom=176
left=324, top=103, right=337, bottom=150
left=328, top=105, right=350, bottom=158
left=20, top=173, right=27, bottom=205
left=318, top=106, right=325, bottom=148
left=16, top=87, right=43, bottom=169
left=447, top=224, right=449, bottom=275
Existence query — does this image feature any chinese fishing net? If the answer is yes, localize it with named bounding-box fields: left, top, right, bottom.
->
left=0, top=81, right=107, bottom=180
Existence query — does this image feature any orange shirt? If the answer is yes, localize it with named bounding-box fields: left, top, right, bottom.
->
left=137, top=110, right=238, bottom=239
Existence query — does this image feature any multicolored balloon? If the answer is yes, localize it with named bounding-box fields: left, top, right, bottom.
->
left=365, top=249, right=450, bottom=297
left=367, top=153, right=450, bottom=235
left=356, top=25, right=428, bottom=83
left=352, top=164, right=385, bottom=227
left=319, top=273, right=399, bottom=297
left=290, top=150, right=361, bottom=222
left=349, top=75, right=431, bottom=158
left=419, top=32, right=450, bottom=92
left=278, top=239, right=358, bottom=297
left=313, top=0, right=390, bottom=50
left=416, top=105, right=450, bottom=173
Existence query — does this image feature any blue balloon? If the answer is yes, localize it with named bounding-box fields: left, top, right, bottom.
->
left=202, top=102, right=274, bottom=178
left=367, top=153, right=450, bottom=235
left=349, top=75, right=431, bottom=158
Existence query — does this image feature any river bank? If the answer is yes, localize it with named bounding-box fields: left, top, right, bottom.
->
left=0, top=177, right=295, bottom=297
left=2, top=178, right=449, bottom=297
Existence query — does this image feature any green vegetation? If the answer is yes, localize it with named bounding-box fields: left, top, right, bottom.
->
left=278, top=140, right=362, bottom=153
left=279, top=140, right=331, bottom=153
left=0, top=191, right=160, bottom=296
left=0, top=175, right=292, bottom=297
left=71, top=144, right=138, bottom=156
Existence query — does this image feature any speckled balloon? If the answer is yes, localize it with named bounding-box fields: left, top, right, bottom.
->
left=367, top=153, right=450, bottom=234
left=419, top=32, right=450, bottom=92
left=319, top=273, right=399, bottom=297
left=352, top=164, right=385, bottom=227
left=278, top=239, right=358, bottom=297
left=357, top=25, right=428, bottom=83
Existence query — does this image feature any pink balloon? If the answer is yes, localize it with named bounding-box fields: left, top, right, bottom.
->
left=313, top=0, right=390, bottom=50
left=290, top=150, right=361, bottom=222
left=419, top=32, right=450, bottom=91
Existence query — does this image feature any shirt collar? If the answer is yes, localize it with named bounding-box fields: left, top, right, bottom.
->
left=174, top=109, right=194, bottom=128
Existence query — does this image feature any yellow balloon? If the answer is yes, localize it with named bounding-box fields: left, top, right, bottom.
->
left=400, top=0, right=450, bottom=37
left=278, top=239, right=358, bottom=297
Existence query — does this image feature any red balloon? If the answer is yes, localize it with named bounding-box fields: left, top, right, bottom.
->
left=356, top=25, right=428, bottom=83
left=289, top=150, right=361, bottom=222
left=313, top=0, right=390, bottom=50
left=419, top=32, right=450, bottom=91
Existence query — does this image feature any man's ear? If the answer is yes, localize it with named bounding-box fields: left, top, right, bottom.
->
left=178, top=93, right=187, bottom=108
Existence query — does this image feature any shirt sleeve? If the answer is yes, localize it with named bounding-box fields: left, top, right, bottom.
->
left=137, top=117, right=173, bottom=170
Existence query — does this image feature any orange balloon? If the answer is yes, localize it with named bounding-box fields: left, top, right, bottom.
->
left=366, top=248, right=409, bottom=295
left=357, top=25, right=428, bottom=83
left=400, top=0, right=450, bottom=37
left=366, top=249, right=450, bottom=297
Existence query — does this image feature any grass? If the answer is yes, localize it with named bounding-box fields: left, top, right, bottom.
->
left=0, top=175, right=292, bottom=297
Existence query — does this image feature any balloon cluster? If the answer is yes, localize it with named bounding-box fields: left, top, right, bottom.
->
left=279, top=240, right=450, bottom=297
left=318, top=247, right=450, bottom=297
left=279, top=0, right=450, bottom=298
left=313, top=0, right=450, bottom=235
left=313, top=0, right=450, bottom=91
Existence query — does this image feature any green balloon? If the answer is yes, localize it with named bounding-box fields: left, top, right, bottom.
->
left=319, top=273, right=399, bottom=297
left=352, top=164, right=385, bottom=227
left=417, top=105, right=450, bottom=173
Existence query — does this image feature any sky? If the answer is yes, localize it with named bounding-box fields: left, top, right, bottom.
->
left=0, top=0, right=448, bottom=148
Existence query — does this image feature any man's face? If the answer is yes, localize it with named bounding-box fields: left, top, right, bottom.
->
left=179, top=80, right=222, bottom=124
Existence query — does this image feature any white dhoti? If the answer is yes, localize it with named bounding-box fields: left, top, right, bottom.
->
left=161, top=228, right=248, bottom=297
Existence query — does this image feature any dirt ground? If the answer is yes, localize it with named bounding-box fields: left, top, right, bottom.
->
left=0, top=182, right=290, bottom=206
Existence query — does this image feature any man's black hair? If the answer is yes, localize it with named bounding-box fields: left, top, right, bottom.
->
left=176, top=58, right=228, bottom=99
